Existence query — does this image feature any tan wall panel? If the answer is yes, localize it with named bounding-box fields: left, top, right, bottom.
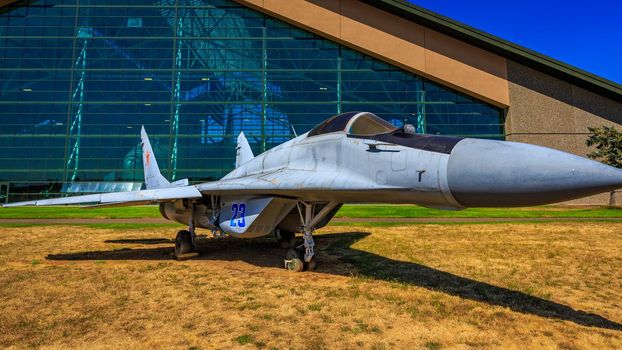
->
left=233, top=0, right=510, bottom=107
left=506, top=61, right=575, bottom=135
left=571, top=85, right=622, bottom=159
left=506, top=60, right=622, bottom=205
left=339, top=0, right=426, bottom=73
left=424, top=29, right=508, bottom=80
left=563, top=192, right=619, bottom=206
left=572, top=85, right=622, bottom=131
left=506, top=89, right=576, bottom=134
left=424, top=29, right=509, bottom=106
left=506, top=133, right=580, bottom=155
left=507, top=61, right=622, bottom=154
left=237, top=0, right=263, bottom=8
left=262, top=0, right=341, bottom=39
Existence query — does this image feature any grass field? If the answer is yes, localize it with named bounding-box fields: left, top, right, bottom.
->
left=1, top=222, right=621, bottom=349
left=2, top=204, right=622, bottom=219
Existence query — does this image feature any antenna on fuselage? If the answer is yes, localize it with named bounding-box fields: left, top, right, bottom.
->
left=290, top=124, right=298, bottom=137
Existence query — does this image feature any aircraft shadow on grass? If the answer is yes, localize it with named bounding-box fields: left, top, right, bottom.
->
left=47, top=231, right=621, bottom=331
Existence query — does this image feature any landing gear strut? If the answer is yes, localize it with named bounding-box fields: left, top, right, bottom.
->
left=174, top=201, right=198, bottom=260
left=284, top=201, right=338, bottom=272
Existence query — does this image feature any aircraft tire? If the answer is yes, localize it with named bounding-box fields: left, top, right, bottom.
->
left=175, top=230, right=193, bottom=258
left=286, top=258, right=304, bottom=272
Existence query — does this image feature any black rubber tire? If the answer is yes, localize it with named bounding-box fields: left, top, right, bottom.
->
left=286, top=258, right=304, bottom=272
left=175, top=230, right=193, bottom=258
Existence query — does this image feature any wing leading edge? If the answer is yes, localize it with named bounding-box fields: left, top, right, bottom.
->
left=2, top=186, right=202, bottom=208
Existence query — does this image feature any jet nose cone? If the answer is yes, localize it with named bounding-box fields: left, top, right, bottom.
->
left=447, top=139, right=622, bottom=207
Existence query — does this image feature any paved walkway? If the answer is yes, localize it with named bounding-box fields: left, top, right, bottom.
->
left=2, top=217, right=622, bottom=224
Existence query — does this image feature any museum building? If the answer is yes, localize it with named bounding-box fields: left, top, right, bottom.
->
left=0, top=0, right=621, bottom=204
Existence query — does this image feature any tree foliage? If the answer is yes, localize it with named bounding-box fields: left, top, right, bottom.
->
left=585, top=126, right=622, bottom=169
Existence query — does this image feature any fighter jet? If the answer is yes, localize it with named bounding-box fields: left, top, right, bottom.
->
left=4, top=112, right=622, bottom=272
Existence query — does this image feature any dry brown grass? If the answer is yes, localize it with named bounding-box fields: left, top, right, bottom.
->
left=0, top=223, right=621, bottom=349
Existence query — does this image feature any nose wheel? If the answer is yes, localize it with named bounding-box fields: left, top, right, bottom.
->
left=284, top=248, right=305, bottom=272
left=284, top=247, right=316, bottom=272
left=283, top=201, right=338, bottom=272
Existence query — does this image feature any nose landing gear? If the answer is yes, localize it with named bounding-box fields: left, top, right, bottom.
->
left=283, top=201, right=338, bottom=272
left=284, top=248, right=305, bottom=272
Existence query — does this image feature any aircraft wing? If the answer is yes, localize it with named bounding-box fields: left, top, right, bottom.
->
left=2, top=185, right=202, bottom=208
left=0, top=127, right=379, bottom=208
left=197, top=168, right=380, bottom=194
left=2, top=170, right=382, bottom=208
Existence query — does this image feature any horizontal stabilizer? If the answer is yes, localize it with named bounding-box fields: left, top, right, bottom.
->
left=170, top=179, right=189, bottom=187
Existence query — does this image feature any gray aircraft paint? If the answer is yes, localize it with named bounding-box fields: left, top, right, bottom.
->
left=215, top=127, right=461, bottom=209
left=447, top=138, right=622, bottom=207
left=218, top=196, right=297, bottom=238
left=5, top=112, right=622, bottom=240
left=235, top=132, right=254, bottom=168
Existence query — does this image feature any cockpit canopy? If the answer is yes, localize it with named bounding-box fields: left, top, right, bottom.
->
left=307, top=111, right=463, bottom=155
left=308, top=112, right=397, bottom=137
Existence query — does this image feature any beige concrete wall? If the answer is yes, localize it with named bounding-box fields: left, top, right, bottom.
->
left=232, top=0, right=509, bottom=107
left=506, top=60, right=622, bottom=205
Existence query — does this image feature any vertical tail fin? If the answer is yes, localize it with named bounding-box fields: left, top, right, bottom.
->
left=236, top=131, right=254, bottom=168
left=141, top=126, right=171, bottom=190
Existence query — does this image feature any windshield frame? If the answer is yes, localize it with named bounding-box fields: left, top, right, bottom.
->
left=307, top=112, right=397, bottom=137
left=345, top=112, right=397, bottom=136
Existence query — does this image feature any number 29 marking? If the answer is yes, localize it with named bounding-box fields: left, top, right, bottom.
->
left=230, top=203, right=246, bottom=228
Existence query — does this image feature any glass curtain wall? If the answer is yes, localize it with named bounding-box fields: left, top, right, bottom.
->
left=0, top=0, right=504, bottom=201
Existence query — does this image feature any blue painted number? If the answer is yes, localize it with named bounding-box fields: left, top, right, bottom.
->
left=230, top=204, right=238, bottom=227
left=237, top=203, right=246, bottom=227
left=229, top=203, right=246, bottom=228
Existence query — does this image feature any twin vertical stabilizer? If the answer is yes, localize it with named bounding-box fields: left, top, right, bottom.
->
left=141, top=126, right=188, bottom=189
left=141, top=127, right=252, bottom=190
left=236, top=131, right=254, bottom=168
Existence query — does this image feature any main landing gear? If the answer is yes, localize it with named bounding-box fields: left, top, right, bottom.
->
left=175, top=229, right=197, bottom=258
left=284, top=201, right=339, bottom=272
left=174, top=202, right=199, bottom=260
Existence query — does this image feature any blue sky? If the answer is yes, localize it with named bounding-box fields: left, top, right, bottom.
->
left=409, top=0, right=622, bottom=84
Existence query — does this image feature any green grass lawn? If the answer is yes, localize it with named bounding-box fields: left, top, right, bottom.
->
left=0, top=206, right=161, bottom=219
left=2, top=204, right=622, bottom=219
left=335, top=204, right=622, bottom=218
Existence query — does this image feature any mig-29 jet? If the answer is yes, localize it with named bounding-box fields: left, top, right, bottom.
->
left=5, top=112, right=622, bottom=272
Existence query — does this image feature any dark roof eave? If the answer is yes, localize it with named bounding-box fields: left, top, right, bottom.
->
left=361, top=0, right=622, bottom=103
